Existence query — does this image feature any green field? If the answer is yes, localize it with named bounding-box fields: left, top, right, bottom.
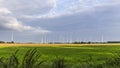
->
left=0, top=44, right=120, bottom=68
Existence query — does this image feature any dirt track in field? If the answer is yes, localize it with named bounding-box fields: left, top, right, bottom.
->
left=0, top=43, right=120, bottom=47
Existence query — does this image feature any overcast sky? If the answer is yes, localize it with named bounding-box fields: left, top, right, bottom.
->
left=0, top=0, right=120, bottom=43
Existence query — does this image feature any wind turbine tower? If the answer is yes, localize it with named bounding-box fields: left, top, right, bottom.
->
left=69, top=32, right=73, bottom=43
left=41, top=34, right=44, bottom=44
left=101, top=34, right=104, bottom=43
left=11, top=31, right=14, bottom=43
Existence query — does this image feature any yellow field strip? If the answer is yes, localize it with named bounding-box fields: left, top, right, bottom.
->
left=0, top=43, right=120, bottom=48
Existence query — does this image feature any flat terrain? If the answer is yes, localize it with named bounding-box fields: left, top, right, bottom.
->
left=0, top=44, right=120, bottom=67
left=0, top=43, right=120, bottom=47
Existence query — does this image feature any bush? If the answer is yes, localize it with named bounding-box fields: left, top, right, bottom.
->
left=0, top=50, right=19, bottom=68
left=0, top=49, right=45, bottom=68
left=105, top=51, right=120, bottom=67
left=52, top=57, right=66, bottom=68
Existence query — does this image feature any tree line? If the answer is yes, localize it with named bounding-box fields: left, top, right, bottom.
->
left=1, top=40, right=120, bottom=44
left=0, top=41, right=14, bottom=44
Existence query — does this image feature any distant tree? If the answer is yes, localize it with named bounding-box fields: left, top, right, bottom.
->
left=80, top=41, right=86, bottom=44
left=107, top=41, right=120, bottom=43
left=54, top=42, right=63, bottom=44
left=11, top=41, right=14, bottom=43
left=88, top=41, right=91, bottom=44
left=7, top=41, right=14, bottom=44
left=48, top=42, right=54, bottom=44
left=72, top=41, right=81, bottom=44
left=0, top=41, right=5, bottom=43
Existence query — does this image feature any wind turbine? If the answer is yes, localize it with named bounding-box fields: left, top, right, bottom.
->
left=101, top=34, right=104, bottom=43
left=11, top=31, right=14, bottom=43
left=69, top=32, right=73, bottom=43
left=41, top=33, right=47, bottom=44
left=41, top=34, right=44, bottom=44
left=44, top=34, right=47, bottom=44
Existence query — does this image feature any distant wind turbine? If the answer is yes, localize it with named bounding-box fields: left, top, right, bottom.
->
left=101, top=34, right=104, bottom=42
left=41, top=34, right=44, bottom=44
left=12, top=32, right=13, bottom=41
left=69, top=32, right=73, bottom=43
left=11, top=31, right=14, bottom=42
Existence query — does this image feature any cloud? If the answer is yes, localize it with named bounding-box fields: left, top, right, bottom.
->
left=0, top=0, right=53, bottom=33
left=26, top=2, right=120, bottom=33
left=0, top=7, right=11, bottom=14
left=0, top=0, right=120, bottom=42
left=0, top=7, right=50, bottom=33
left=22, top=0, right=120, bottom=19
left=1, top=0, right=56, bottom=15
left=15, top=0, right=120, bottom=34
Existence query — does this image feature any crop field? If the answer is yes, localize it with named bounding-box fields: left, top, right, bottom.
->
left=0, top=44, right=120, bottom=68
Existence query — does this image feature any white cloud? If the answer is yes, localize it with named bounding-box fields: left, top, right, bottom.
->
left=0, top=0, right=119, bottom=33
left=0, top=7, right=50, bottom=33
left=0, top=0, right=119, bottom=42
left=22, top=0, right=120, bottom=19
left=0, top=0, right=53, bottom=33
left=0, top=7, right=11, bottom=14
left=1, top=0, right=56, bottom=15
left=33, top=27, right=51, bottom=34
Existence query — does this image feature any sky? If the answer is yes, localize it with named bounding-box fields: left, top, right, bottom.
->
left=0, top=0, right=120, bottom=43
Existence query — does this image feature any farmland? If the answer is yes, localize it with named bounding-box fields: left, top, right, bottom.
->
left=0, top=44, right=120, bottom=68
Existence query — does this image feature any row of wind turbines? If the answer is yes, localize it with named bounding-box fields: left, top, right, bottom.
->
left=11, top=32, right=105, bottom=44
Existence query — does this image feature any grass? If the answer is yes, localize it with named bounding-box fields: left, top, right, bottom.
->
left=0, top=44, right=120, bottom=68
